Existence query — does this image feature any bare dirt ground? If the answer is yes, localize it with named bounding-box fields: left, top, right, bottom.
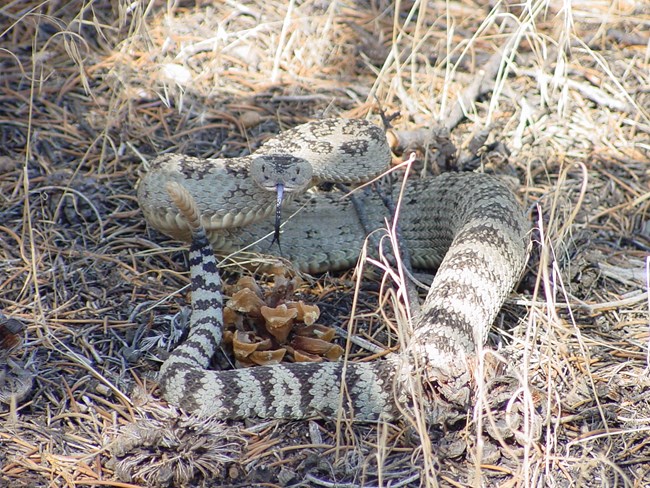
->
left=1, top=1, right=649, bottom=487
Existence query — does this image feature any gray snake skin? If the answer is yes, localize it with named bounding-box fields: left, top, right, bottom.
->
left=139, top=119, right=529, bottom=420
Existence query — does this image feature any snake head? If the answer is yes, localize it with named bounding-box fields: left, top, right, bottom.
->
left=250, top=155, right=313, bottom=194
left=250, top=155, right=313, bottom=251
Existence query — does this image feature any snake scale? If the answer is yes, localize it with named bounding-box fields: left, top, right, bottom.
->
left=137, top=119, right=528, bottom=420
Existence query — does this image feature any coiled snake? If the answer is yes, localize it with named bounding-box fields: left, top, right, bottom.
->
left=137, top=119, right=528, bottom=420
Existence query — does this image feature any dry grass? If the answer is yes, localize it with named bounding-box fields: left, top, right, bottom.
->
left=1, top=0, right=649, bottom=486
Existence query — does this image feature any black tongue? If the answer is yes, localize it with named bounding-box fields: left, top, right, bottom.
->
left=269, top=183, right=284, bottom=254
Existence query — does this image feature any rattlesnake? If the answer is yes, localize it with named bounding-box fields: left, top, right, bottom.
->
left=137, top=119, right=529, bottom=420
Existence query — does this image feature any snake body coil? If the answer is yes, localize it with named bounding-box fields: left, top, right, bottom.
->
left=137, top=119, right=528, bottom=419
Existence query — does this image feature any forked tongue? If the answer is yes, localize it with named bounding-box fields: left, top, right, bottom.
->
left=270, top=182, right=284, bottom=253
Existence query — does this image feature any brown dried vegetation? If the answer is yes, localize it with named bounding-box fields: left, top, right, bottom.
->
left=0, top=0, right=649, bottom=487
